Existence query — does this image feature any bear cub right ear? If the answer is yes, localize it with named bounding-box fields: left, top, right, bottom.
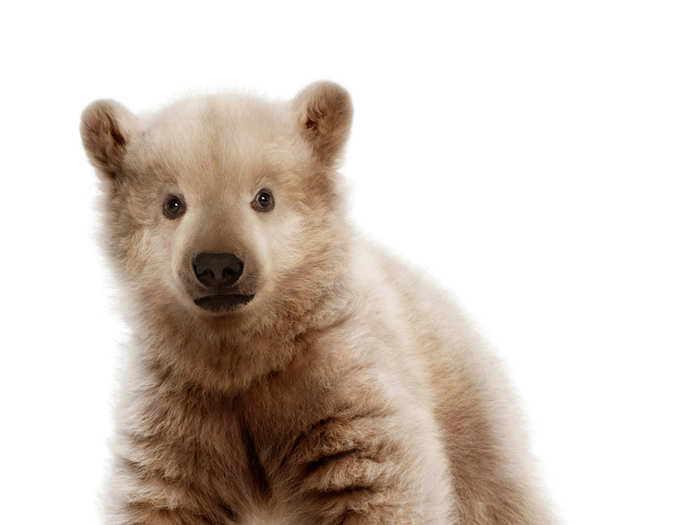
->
left=80, top=99, right=135, bottom=177
left=293, top=81, right=353, bottom=166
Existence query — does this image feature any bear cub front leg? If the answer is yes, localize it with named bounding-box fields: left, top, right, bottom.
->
left=275, top=403, right=455, bottom=525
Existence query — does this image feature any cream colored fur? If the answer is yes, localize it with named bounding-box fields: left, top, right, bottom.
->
left=80, top=81, right=555, bottom=524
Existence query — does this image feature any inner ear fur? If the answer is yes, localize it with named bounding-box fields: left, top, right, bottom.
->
left=80, top=99, right=135, bottom=177
left=293, top=81, right=353, bottom=165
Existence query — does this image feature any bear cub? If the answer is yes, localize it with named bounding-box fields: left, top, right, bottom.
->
left=81, top=81, right=554, bottom=524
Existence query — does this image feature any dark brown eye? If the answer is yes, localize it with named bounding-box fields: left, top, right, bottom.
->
left=163, top=195, right=186, bottom=219
left=252, top=189, right=275, bottom=212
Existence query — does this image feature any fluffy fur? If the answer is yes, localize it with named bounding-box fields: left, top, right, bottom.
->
left=81, top=81, right=555, bottom=524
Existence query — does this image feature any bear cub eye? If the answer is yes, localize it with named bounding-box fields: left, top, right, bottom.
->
left=163, top=195, right=186, bottom=220
left=252, top=189, right=275, bottom=212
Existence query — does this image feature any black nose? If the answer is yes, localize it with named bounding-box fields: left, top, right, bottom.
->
left=193, top=252, right=244, bottom=289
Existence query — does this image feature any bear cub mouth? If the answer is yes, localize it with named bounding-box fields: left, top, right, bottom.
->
left=194, top=294, right=255, bottom=312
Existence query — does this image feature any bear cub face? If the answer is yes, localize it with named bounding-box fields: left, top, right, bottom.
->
left=81, top=82, right=353, bottom=323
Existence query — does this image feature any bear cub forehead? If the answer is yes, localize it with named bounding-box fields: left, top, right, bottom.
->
left=131, top=95, right=313, bottom=193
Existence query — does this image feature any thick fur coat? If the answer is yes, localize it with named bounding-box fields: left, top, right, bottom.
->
left=80, top=82, right=555, bottom=524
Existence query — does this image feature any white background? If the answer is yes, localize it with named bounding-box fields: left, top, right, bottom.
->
left=1, top=2, right=698, bottom=523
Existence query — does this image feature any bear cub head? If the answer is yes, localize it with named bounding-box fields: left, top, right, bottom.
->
left=81, top=82, right=353, bottom=332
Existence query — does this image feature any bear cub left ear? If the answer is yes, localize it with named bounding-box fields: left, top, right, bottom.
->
left=293, top=81, right=353, bottom=165
left=80, top=99, right=136, bottom=177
